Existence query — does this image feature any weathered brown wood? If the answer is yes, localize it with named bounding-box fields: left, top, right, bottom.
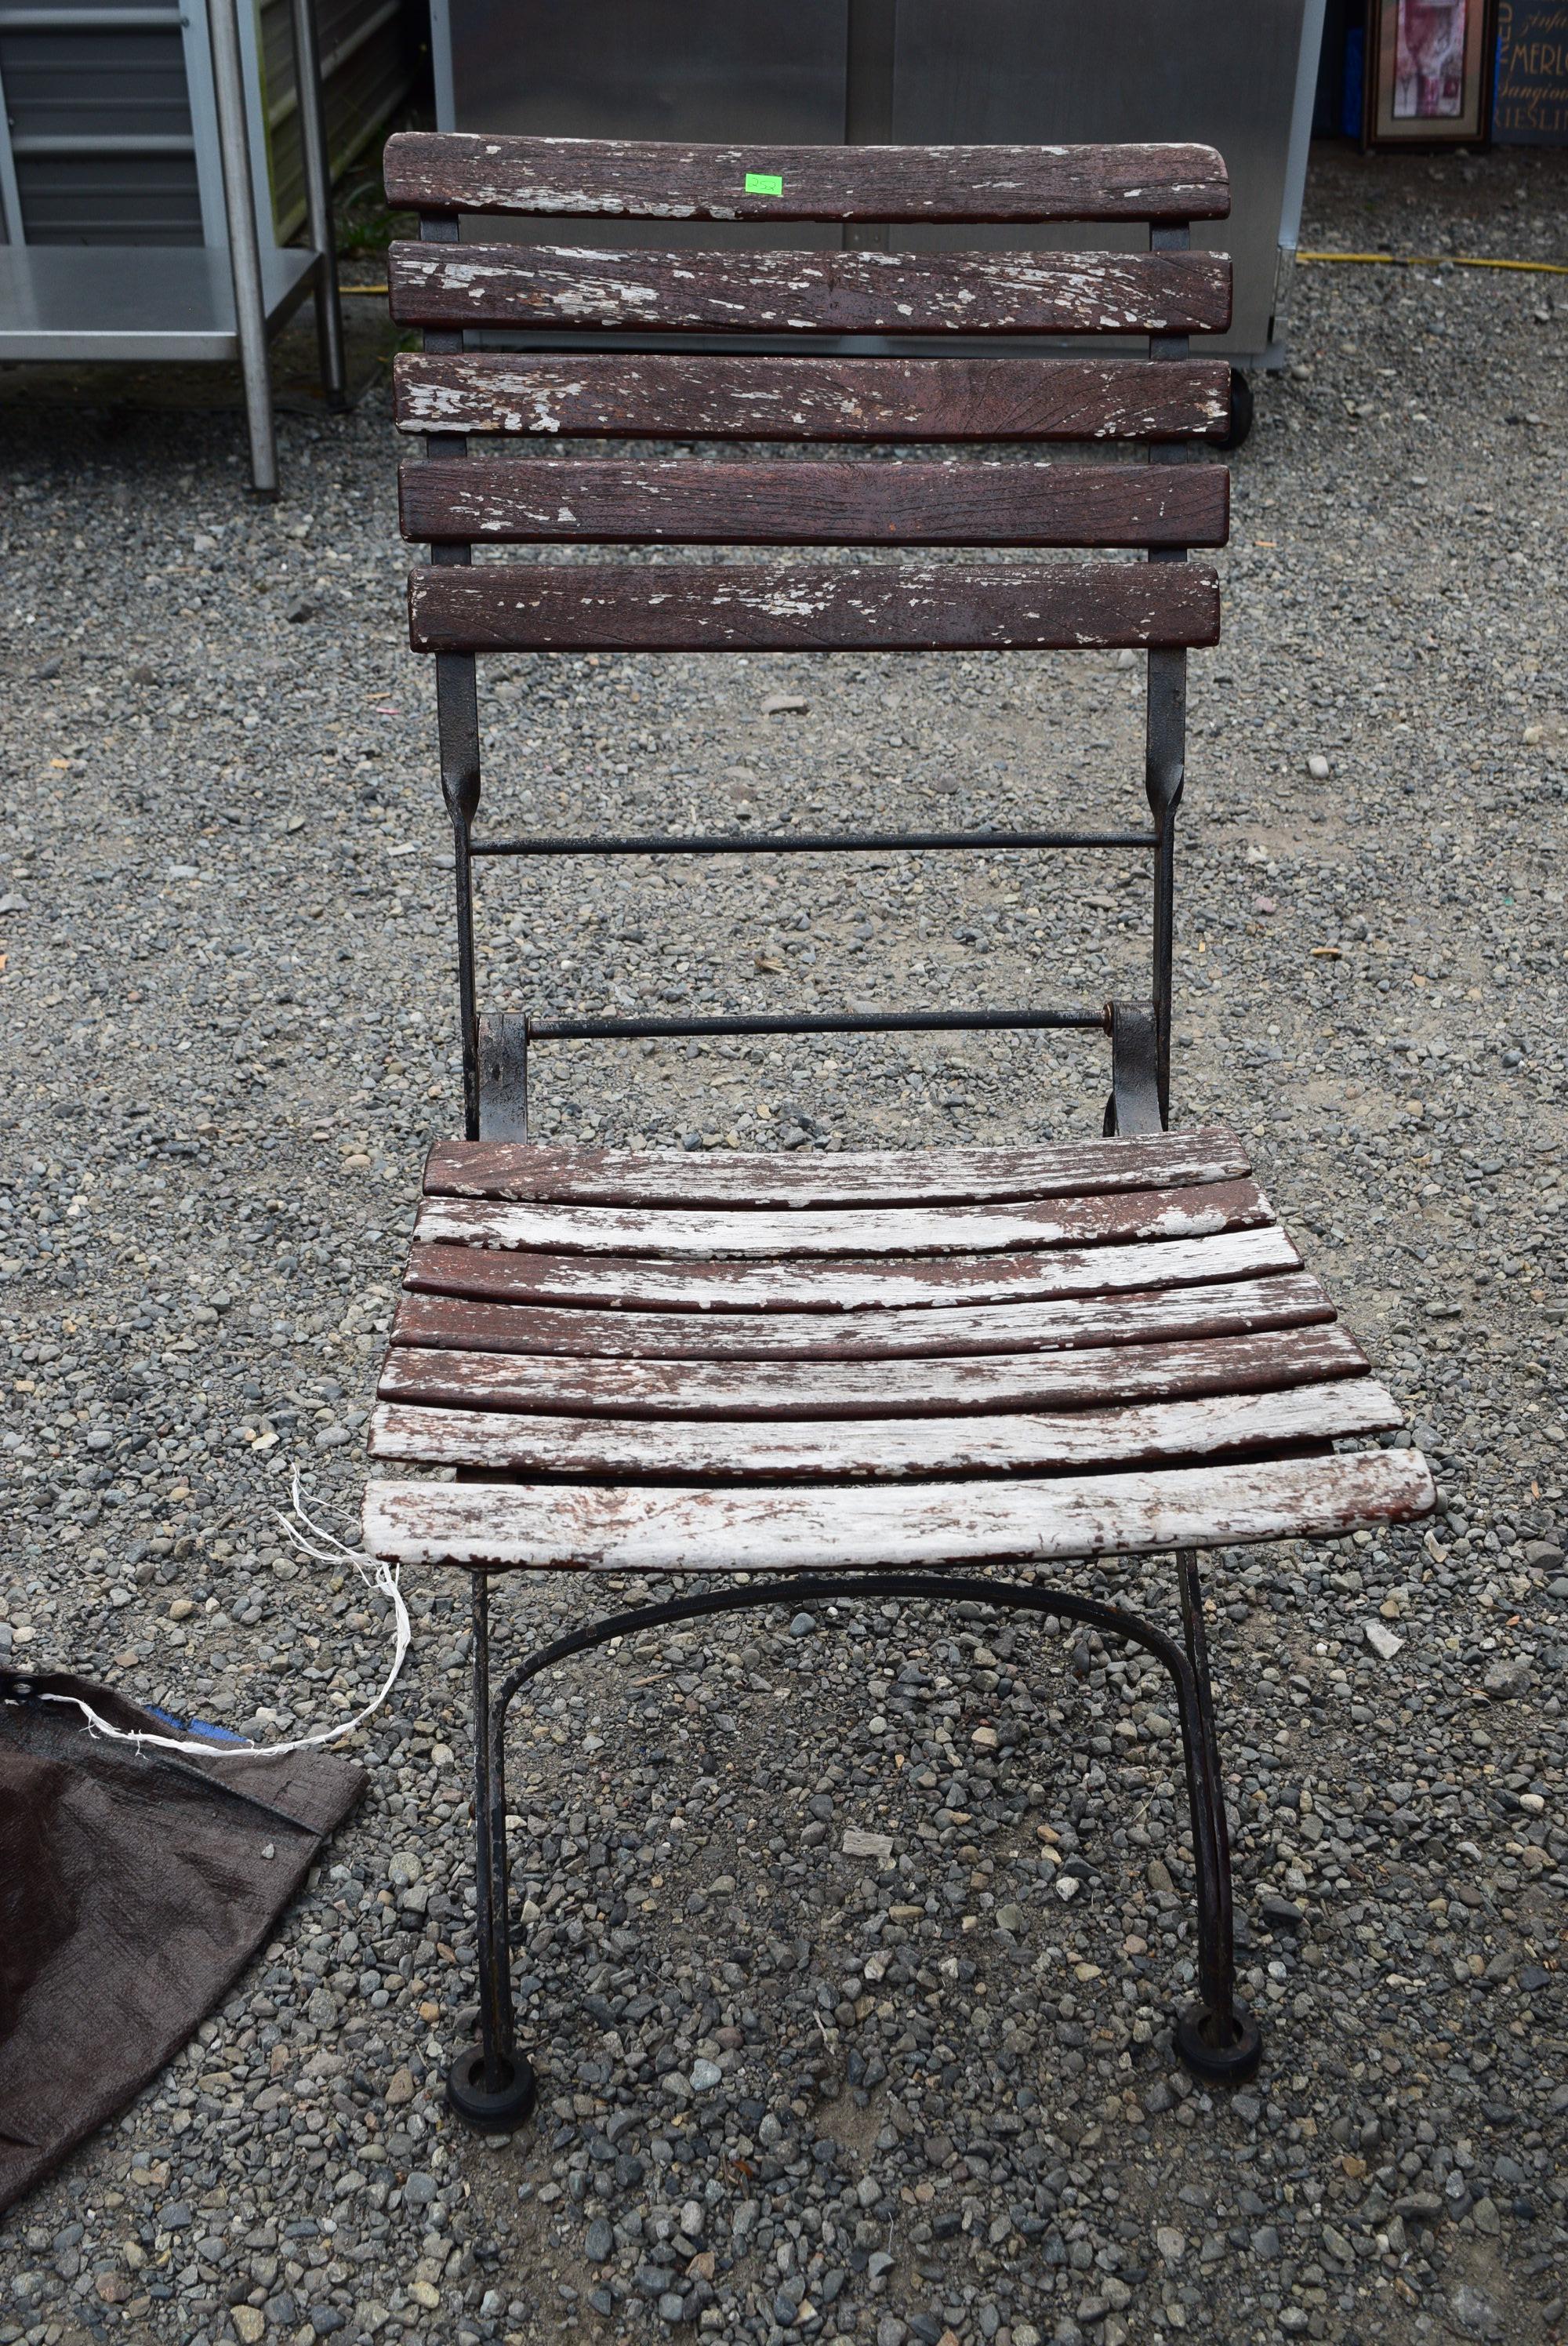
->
left=390, top=1269, right=1330, bottom=1364
left=361, top=1449, right=1436, bottom=1571
left=423, top=1128, right=1250, bottom=1208
left=391, top=353, right=1234, bottom=444
left=405, top=1223, right=1301, bottom=1315
left=399, top=456, right=1229, bottom=550
left=376, top=1322, right=1368, bottom=1420
left=383, top=133, right=1231, bottom=224
left=408, top=560, right=1221, bottom=656
left=367, top=1378, right=1400, bottom=1478
left=387, top=243, right=1233, bottom=339
left=414, top=1177, right=1269, bottom=1260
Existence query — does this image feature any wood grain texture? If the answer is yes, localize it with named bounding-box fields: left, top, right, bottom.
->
left=404, top=1223, right=1302, bottom=1315
left=387, top=243, right=1233, bottom=339
left=367, top=1378, right=1401, bottom=1477
left=376, top=1323, right=1368, bottom=1421
left=361, top=1450, right=1436, bottom=1571
left=407, top=561, right=1221, bottom=656
left=383, top=133, right=1231, bottom=223
left=399, top=457, right=1229, bottom=550
left=414, top=1178, right=1269, bottom=1260
left=423, top=1128, right=1250, bottom=1207
left=391, top=354, right=1234, bottom=443
left=390, top=1269, right=1331, bottom=1364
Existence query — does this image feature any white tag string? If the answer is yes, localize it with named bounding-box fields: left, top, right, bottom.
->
left=28, top=1470, right=412, bottom=1761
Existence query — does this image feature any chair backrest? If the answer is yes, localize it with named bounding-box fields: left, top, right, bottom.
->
left=383, top=132, right=1232, bottom=1142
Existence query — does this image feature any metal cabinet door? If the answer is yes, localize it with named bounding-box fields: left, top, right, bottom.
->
left=891, top=0, right=1312, bottom=359
left=437, top=0, right=853, bottom=254
left=443, top=0, right=851, bottom=143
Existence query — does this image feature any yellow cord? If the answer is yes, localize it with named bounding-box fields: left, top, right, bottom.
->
left=1296, top=249, right=1568, bottom=275
left=339, top=284, right=389, bottom=295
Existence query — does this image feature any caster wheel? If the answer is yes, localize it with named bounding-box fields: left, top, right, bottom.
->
left=445, top=2045, right=538, bottom=2133
left=1175, top=2003, right=1262, bottom=2084
left=1216, top=365, right=1254, bottom=452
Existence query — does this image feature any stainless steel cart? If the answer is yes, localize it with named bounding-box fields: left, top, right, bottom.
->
left=0, top=0, right=411, bottom=492
left=428, top=0, right=1326, bottom=373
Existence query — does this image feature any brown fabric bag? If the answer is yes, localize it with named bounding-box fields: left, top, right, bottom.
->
left=0, top=1665, right=364, bottom=2213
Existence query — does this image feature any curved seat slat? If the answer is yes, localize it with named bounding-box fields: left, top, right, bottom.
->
left=364, top=1451, right=1436, bottom=1573
left=414, top=1177, right=1271, bottom=1261
left=376, top=1320, right=1367, bottom=1421
left=390, top=1268, right=1331, bottom=1362
left=403, top=1222, right=1301, bottom=1314
left=368, top=1377, right=1403, bottom=1480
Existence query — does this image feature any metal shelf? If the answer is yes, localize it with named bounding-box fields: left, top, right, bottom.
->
left=0, top=239, right=319, bottom=360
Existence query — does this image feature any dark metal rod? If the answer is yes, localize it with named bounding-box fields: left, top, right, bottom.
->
left=452, top=814, right=481, bottom=1137
left=472, top=1568, right=1235, bottom=2088
left=420, top=210, right=482, bottom=1135
left=468, top=1571, right=514, bottom=2091
left=1145, top=640, right=1186, bottom=1126
left=471, top=827, right=1156, bottom=859
left=1145, top=220, right=1192, bottom=1131
left=1178, top=1549, right=1236, bottom=2021
left=1152, top=799, right=1178, bottom=1122
left=491, top=1571, right=1197, bottom=1725
left=289, top=0, right=346, bottom=408
left=528, top=1007, right=1108, bottom=1043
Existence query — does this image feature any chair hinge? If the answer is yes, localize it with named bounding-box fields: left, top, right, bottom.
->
left=477, top=1011, right=528, bottom=1141
left=1103, top=1000, right=1164, bottom=1135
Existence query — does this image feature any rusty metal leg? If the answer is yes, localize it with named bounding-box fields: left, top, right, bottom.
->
left=1171, top=1549, right=1261, bottom=2083
left=445, top=1570, right=536, bottom=2130
left=438, top=1567, right=1266, bottom=2130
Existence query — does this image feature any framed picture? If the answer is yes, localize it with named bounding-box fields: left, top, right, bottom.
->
left=1493, top=1, right=1568, bottom=144
left=1367, top=0, right=1494, bottom=141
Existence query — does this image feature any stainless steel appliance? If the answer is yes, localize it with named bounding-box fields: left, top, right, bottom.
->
left=428, top=0, right=1327, bottom=366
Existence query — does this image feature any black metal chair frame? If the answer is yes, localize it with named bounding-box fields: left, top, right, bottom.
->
left=390, top=147, right=1263, bottom=2130
left=451, top=1556, right=1254, bottom=2132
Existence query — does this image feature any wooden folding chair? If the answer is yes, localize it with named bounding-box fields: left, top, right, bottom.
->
left=367, top=131, right=1435, bottom=2128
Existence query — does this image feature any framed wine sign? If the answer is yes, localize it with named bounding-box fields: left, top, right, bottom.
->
left=1493, top=0, right=1568, bottom=141
left=1367, top=0, right=1494, bottom=140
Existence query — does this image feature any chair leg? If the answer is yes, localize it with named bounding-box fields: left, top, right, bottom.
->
left=445, top=1570, right=537, bottom=2131
left=437, top=1568, right=1260, bottom=2130
left=1171, top=1549, right=1261, bottom=2083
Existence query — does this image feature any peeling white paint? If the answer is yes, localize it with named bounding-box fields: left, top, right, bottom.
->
left=390, top=241, right=1229, bottom=339
left=383, top=133, right=1229, bottom=231
left=363, top=1451, right=1432, bottom=1574
left=368, top=1378, right=1401, bottom=1483
left=393, top=353, right=1231, bottom=444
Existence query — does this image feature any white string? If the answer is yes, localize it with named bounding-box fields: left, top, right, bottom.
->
left=31, top=1469, right=412, bottom=1761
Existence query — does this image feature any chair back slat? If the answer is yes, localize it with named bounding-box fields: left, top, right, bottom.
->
left=387, top=242, right=1232, bottom=339
left=391, top=352, right=1232, bottom=441
left=408, top=561, right=1220, bottom=656
left=398, top=456, right=1229, bottom=549
left=388, top=129, right=1234, bottom=1135
left=383, top=132, right=1230, bottom=224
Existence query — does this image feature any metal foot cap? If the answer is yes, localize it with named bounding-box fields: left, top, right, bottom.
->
left=1174, top=2003, right=1262, bottom=2084
left=445, top=2045, right=537, bottom=2133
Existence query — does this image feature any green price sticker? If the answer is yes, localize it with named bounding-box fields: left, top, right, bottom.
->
left=744, top=171, right=784, bottom=196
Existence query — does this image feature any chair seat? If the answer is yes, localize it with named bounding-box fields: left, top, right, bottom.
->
left=361, top=1125, right=1435, bottom=1572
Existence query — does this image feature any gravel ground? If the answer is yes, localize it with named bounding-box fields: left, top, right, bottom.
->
left=2, top=141, right=1567, bottom=2346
